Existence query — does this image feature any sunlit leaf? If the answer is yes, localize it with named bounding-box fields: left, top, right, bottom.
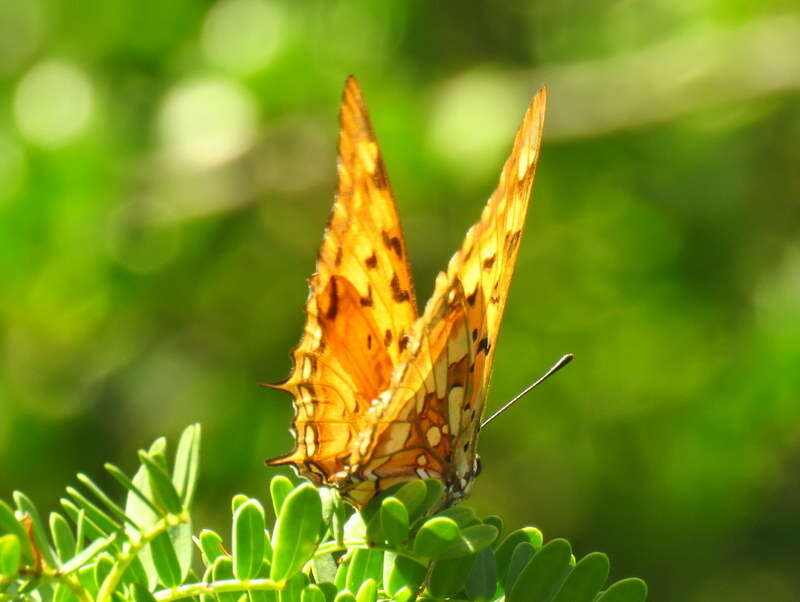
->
left=233, top=499, right=266, bottom=579
left=597, top=578, right=648, bottom=602
left=270, top=483, right=322, bottom=584
left=508, top=539, right=572, bottom=602
left=0, top=534, right=21, bottom=578
left=380, top=498, right=409, bottom=547
left=553, top=552, right=610, bottom=602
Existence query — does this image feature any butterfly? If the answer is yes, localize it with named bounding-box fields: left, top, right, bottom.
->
left=267, top=76, right=546, bottom=509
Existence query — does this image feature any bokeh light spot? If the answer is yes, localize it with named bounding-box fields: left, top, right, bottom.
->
left=159, top=78, right=258, bottom=170
left=14, top=60, right=94, bottom=148
left=430, top=70, right=526, bottom=179
left=202, top=0, right=285, bottom=74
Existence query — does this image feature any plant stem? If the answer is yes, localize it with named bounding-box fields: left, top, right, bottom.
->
left=96, top=511, right=190, bottom=602
left=1, top=567, right=93, bottom=602
left=153, top=578, right=281, bottom=601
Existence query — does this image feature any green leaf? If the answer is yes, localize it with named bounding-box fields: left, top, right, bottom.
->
left=311, top=553, right=337, bottom=584
left=280, top=572, right=309, bottom=602
left=465, top=548, right=496, bottom=601
left=232, top=494, right=249, bottom=514
left=49, top=512, right=76, bottom=563
left=346, top=549, right=383, bottom=593
left=457, top=524, right=499, bottom=556
left=381, top=498, right=409, bottom=547
left=365, top=511, right=385, bottom=547
left=383, top=552, right=426, bottom=597
left=13, top=490, right=57, bottom=567
left=61, top=498, right=106, bottom=542
left=355, top=578, right=377, bottom=602
left=343, top=511, right=366, bottom=542
left=438, top=506, right=480, bottom=528
left=150, top=530, right=182, bottom=587
left=54, top=582, right=80, bottom=602
left=170, top=520, right=194, bottom=584
left=65, top=486, right=119, bottom=534
left=552, top=552, right=609, bottom=602
left=319, top=488, right=345, bottom=546
left=106, top=463, right=161, bottom=518
left=125, top=555, right=151, bottom=587
left=413, top=517, right=460, bottom=559
left=60, top=532, right=118, bottom=573
left=131, top=583, right=158, bottom=602
left=270, top=476, right=294, bottom=518
left=495, top=527, right=543, bottom=584
left=124, top=442, right=163, bottom=590
left=270, top=483, right=322, bottom=584
left=76, top=473, right=132, bottom=527
left=391, top=587, right=415, bottom=602
left=264, top=529, right=274, bottom=564
left=428, top=555, right=475, bottom=598
left=198, top=529, right=226, bottom=566
left=317, top=581, right=338, bottom=602
left=234, top=500, right=266, bottom=580
left=94, top=553, right=114, bottom=592
left=0, top=534, right=21, bottom=578
left=392, top=480, right=429, bottom=522
left=508, top=538, right=572, bottom=602
left=333, top=592, right=356, bottom=602
left=421, top=480, right=445, bottom=515
left=213, top=556, right=239, bottom=602
left=483, top=515, right=503, bottom=540
left=597, top=578, right=648, bottom=602
left=173, top=424, right=201, bottom=506
left=78, top=562, right=99, bottom=596
left=334, top=554, right=349, bottom=591
left=505, top=542, right=536, bottom=593
left=139, top=450, right=184, bottom=515
left=0, top=500, right=32, bottom=566
left=301, top=585, right=326, bottom=602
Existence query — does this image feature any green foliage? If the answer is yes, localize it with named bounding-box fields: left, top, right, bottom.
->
left=0, top=426, right=647, bottom=601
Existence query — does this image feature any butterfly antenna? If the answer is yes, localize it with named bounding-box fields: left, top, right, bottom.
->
left=480, top=354, right=574, bottom=429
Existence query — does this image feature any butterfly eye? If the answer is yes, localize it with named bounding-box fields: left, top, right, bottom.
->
left=473, top=455, right=483, bottom=477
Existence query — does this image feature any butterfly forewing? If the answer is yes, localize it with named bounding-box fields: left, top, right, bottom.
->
left=266, top=77, right=418, bottom=486
left=354, top=88, right=547, bottom=505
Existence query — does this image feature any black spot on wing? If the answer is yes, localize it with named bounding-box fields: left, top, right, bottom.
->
left=382, top=230, right=403, bottom=258
left=390, top=273, right=410, bottom=302
left=326, top=278, right=339, bottom=320
left=360, top=286, right=374, bottom=307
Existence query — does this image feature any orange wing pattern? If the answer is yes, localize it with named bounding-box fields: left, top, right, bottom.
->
left=349, top=89, right=547, bottom=507
left=268, top=78, right=547, bottom=508
left=266, top=77, right=418, bottom=486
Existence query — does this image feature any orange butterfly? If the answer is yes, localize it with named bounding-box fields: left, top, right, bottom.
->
left=267, top=76, right=546, bottom=508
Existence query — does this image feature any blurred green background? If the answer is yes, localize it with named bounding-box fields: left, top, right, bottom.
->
left=1, top=0, right=799, bottom=599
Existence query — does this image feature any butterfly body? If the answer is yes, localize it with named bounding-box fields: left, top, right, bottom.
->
left=267, top=77, right=546, bottom=508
